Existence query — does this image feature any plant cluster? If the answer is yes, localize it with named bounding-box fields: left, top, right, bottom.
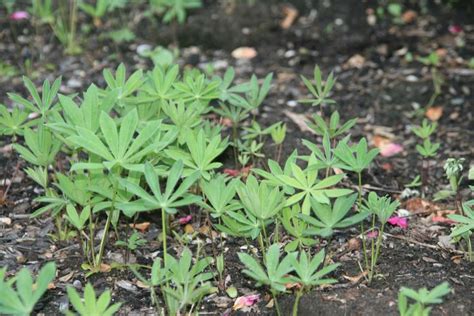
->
left=0, top=62, right=463, bottom=315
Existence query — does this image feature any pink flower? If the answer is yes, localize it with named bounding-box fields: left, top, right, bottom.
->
left=9, top=11, right=29, bottom=21
left=387, top=216, right=408, bottom=229
left=366, top=230, right=378, bottom=239
left=448, top=25, right=462, bottom=34
left=178, top=215, right=192, bottom=225
left=380, top=143, right=403, bottom=157
left=233, top=294, right=260, bottom=310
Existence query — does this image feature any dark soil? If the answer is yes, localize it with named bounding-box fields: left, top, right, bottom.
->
left=0, top=0, right=473, bottom=315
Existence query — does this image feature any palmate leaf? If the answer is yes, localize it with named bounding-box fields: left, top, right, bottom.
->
left=0, top=262, right=56, bottom=316
left=68, top=109, right=162, bottom=171
left=0, top=104, right=32, bottom=137
left=200, top=175, right=240, bottom=218
left=399, top=282, right=451, bottom=306
left=300, top=194, right=368, bottom=238
left=290, top=249, right=340, bottom=288
left=13, top=125, right=61, bottom=167
left=448, top=201, right=474, bottom=237
left=67, top=283, right=122, bottom=316
left=238, top=244, right=295, bottom=293
left=334, top=137, right=379, bottom=173
left=118, top=161, right=200, bottom=217
left=277, top=162, right=352, bottom=215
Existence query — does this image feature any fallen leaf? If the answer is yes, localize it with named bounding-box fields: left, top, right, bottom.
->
left=233, top=294, right=260, bottom=310
left=346, top=237, right=361, bottom=251
left=387, top=216, right=408, bottom=229
left=0, top=217, right=12, bottom=225
left=100, top=263, right=111, bottom=273
left=425, top=106, right=443, bottom=121
left=58, top=272, right=74, bottom=283
left=372, top=135, right=403, bottom=157
left=129, top=222, right=150, bottom=233
left=402, top=10, right=417, bottom=23
left=47, top=282, right=56, bottom=290
left=184, top=224, right=194, bottom=234
left=404, top=198, right=440, bottom=214
left=285, top=282, right=302, bottom=290
left=342, top=271, right=368, bottom=284
left=346, top=54, right=365, bottom=69
left=431, top=210, right=457, bottom=224
left=283, top=110, right=315, bottom=134
left=280, top=5, right=298, bottom=29
left=136, top=280, right=150, bottom=289
left=231, top=47, right=257, bottom=60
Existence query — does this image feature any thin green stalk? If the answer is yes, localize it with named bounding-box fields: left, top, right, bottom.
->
left=272, top=291, right=282, bottom=316
left=261, top=221, right=270, bottom=248
left=161, top=208, right=168, bottom=266
left=358, top=172, right=369, bottom=270
left=292, top=288, right=303, bottom=316
left=95, top=211, right=111, bottom=266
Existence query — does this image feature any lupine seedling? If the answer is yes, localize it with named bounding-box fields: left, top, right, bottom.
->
left=118, top=161, right=201, bottom=264
left=413, top=119, right=440, bottom=191
left=200, top=174, right=240, bottom=219
left=361, top=192, right=400, bottom=283
left=236, top=175, right=286, bottom=252
left=290, top=249, right=340, bottom=316
left=299, top=65, right=336, bottom=111
left=270, top=123, right=286, bottom=163
left=434, top=158, right=465, bottom=210
left=238, top=244, right=295, bottom=316
left=66, top=283, right=122, bottom=316
left=78, top=0, right=122, bottom=27
left=300, top=193, right=368, bottom=240
left=0, top=104, right=31, bottom=139
left=280, top=204, right=317, bottom=252
left=13, top=126, right=61, bottom=167
left=307, top=111, right=356, bottom=140
left=448, top=201, right=474, bottom=261
left=0, top=262, right=56, bottom=316
left=398, top=282, right=451, bottom=316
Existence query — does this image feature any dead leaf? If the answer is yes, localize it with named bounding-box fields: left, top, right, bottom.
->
left=346, top=238, right=361, bottom=251
left=431, top=210, right=457, bottom=224
left=402, top=10, right=417, bottom=23
left=280, top=5, right=298, bottom=29
left=58, top=272, right=74, bottom=283
left=100, top=263, right=111, bottom=273
left=346, top=54, right=365, bottom=69
left=233, top=294, right=260, bottom=310
left=404, top=198, right=440, bottom=215
left=425, top=106, right=443, bottom=121
left=129, top=222, right=150, bottom=233
left=283, top=110, right=315, bottom=134
left=372, top=135, right=403, bottom=157
left=136, top=280, right=150, bottom=289
left=285, top=282, right=302, bottom=290
left=231, top=47, right=257, bottom=60
left=0, top=217, right=12, bottom=225
left=47, top=282, right=56, bottom=290
left=184, top=224, right=194, bottom=234
left=199, top=225, right=210, bottom=235
left=435, top=48, right=448, bottom=59
left=342, top=271, right=368, bottom=284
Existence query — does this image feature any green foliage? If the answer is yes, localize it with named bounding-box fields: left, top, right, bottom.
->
left=448, top=201, right=474, bottom=238
left=334, top=137, right=379, bottom=174
left=161, top=0, right=202, bottom=24
left=300, top=194, right=368, bottom=237
left=238, top=244, right=295, bottom=293
left=413, top=119, right=437, bottom=139
left=66, top=283, right=121, bottom=316
left=118, top=161, right=200, bottom=216
left=362, top=192, right=400, bottom=225
left=79, top=0, right=120, bottom=20
left=0, top=104, right=31, bottom=137
left=398, top=282, right=451, bottom=316
left=290, top=249, right=339, bottom=288
left=13, top=126, right=61, bottom=167
left=0, top=262, right=56, bottom=316
left=200, top=175, right=240, bottom=218
left=307, top=111, right=356, bottom=139
left=299, top=65, right=336, bottom=107
left=280, top=204, right=317, bottom=252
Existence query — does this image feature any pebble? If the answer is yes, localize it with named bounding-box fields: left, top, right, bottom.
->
left=67, top=78, right=82, bottom=89
left=405, top=75, right=418, bottom=82
left=287, top=100, right=298, bottom=107
left=73, top=280, right=82, bottom=290
left=136, top=44, right=152, bottom=56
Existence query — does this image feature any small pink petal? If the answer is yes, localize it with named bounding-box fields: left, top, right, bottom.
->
left=448, top=25, right=462, bottom=34
left=388, top=216, right=408, bottom=229
left=178, top=215, right=192, bottom=225
left=366, top=230, right=378, bottom=239
left=10, top=11, right=29, bottom=21
left=380, top=143, right=403, bottom=157
left=233, top=294, right=260, bottom=310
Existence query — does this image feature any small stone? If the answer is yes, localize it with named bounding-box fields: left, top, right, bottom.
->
left=73, top=280, right=82, bottom=290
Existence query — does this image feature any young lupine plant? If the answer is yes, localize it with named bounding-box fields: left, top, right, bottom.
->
left=412, top=119, right=439, bottom=190
left=235, top=73, right=273, bottom=115
left=270, top=123, right=286, bottom=163
left=8, top=76, right=62, bottom=122
left=13, top=126, right=61, bottom=167
left=434, top=158, right=465, bottom=209
left=103, top=64, right=144, bottom=108
left=238, top=244, right=295, bottom=316
left=361, top=192, right=400, bottom=283
left=290, top=249, right=340, bottom=316
left=447, top=201, right=474, bottom=261
left=118, top=161, right=201, bottom=264
left=200, top=174, right=240, bottom=219
left=302, top=132, right=341, bottom=177
left=300, top=193, right=368, bottom=240
left=78, top=0, right=120, bottom=27
left=236, top=175, right=286, bottom=251
left=307, top=111, right=356, bottom=140
left=0, top=104, right=31, bottom=139
left=398, top=282, right=451, bottom=316
left=0, top=262, right=56, bottom=316
left=280, top=204, right=317, bottom=252
left=66, top=283, right=122, bottom=316
left=161, top=0, right=203, bottom=24
left=299, top=65, right=336, bottom=109
left=277, top=160, right=352, bottom=215
left=165, top=129, right=228, bottom=180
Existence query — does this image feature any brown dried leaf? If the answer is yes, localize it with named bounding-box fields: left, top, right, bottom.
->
left=129, top=222, right=150, bottom=233
left=425, top=106, right=443, bottom=121
left=342, top=271, right=368, bottom=284
left=280, top=5, right=298, bottom=29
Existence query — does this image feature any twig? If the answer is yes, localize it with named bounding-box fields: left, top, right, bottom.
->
left=384, top=232, right=465, bottom=255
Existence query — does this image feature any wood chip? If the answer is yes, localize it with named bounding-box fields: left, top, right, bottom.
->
left=231, top=47, right=257, bottom=60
